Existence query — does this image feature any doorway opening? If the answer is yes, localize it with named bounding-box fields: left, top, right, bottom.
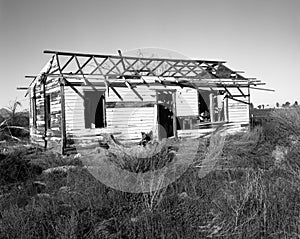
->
left=156, top=90, right=176, bottom=140
left=84, top=91, right=106, bottom=128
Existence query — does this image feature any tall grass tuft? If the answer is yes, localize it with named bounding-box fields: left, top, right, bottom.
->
left=265, top=107, right=300, bottom=146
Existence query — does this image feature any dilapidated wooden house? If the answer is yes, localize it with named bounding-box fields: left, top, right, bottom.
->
left=25, top=50, right=265, bottom=154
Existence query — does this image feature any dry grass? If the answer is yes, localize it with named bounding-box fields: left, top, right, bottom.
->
left=0, top=108, right=300, bottom=238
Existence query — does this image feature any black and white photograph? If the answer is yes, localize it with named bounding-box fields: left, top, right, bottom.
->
left=0, top=0, right=299, bottom=238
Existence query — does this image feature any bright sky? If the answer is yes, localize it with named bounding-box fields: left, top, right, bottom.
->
left=0, top=0, right=299, bottom=109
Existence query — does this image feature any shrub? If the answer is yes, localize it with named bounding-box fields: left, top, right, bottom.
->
left=0, top=150, right=42, bottom=185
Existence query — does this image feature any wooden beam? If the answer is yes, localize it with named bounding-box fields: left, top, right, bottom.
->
left=121, top=58, right=139, bottom=74
left=175, top=62, right=203, bottom=77
left=83, top=78, right=101, bottom=91
left=225, top=95, right=250, bottom=105
left=237, top=86, right=246, bottom=97
left=209, top=93, right=215, bottom=122
left=248, top=85, right=251, bottom=124
left=146, top=60, right=166, bottom=76
left=136, top=58, right=153, bottom=73
left=60, top=55, right=74, bottom=72
left=160, top=61, right=179, bottom=76
left=156, top=77, right=166, bottom=87
left=224, top=97, right=229, bottom=122
left=60, top=82, right=67, bottom=155
left=223, top=86, right=233, bottom=99
left=90, top=57, right=108, bottom=75
left=249, top=87, right=275, bottom=92
left=92, top=56, right=123, bottom=101
left=229, top=94, right=250, bottom=98
left=108, top=83, right=123, bottom=101
left=123, top=77, right=143, bottom=101
left=25, top=76, right=38, bottom=97
left=74, top=55, right=99, bottom=92
left=172, top=92, right=178, bottom=139
left=74, top=56, right=92, bottom=74
left=33, top=85, right=37, bottom=129
left=118, top=50, right=126, bottom=72
left=44, top=49, right=225, bottom=65
left=42, top=74, right=47, bottom=150
left=106, top=57, right=122, bottom=75
left=106, top=101, right=154, bottom=108
left=63, top=78, right=85, bottom=99
left=140, top=76, right=150, bottom=87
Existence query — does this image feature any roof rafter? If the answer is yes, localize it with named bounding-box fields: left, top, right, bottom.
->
left=24, top=50, right=270, bottom=101
left=43, top=50, right=238, bottom=80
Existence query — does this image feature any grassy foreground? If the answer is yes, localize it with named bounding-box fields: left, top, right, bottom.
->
left=0, top=108, right=300, bottom=238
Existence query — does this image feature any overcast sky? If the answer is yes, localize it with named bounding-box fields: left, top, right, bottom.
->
left=0, top=0, right=299, bottom=108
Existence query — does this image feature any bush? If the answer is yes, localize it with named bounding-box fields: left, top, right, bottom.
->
left=0, top=149, right=42, bottom=185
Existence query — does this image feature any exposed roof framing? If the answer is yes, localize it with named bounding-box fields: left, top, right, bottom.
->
left=24, top=50, right=272, bottom=103
left=43, top=50, right=253, bottom=81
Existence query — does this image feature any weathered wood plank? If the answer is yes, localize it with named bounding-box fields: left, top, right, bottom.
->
left=106, top=101, right=155, bottom=108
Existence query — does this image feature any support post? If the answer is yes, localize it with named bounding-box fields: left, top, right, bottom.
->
left=248, top=84, right=252, bottom=128
left=172, top=92, right=178, bottom=139
left=33, top=85, right=37, bottom=129
left=60, top=80, right=67, bottom=154
left=42, top=74, right=47, bottom=149
left=225, top=96, right=229, bottom=122
left=209, top=93, right=215, bottom=122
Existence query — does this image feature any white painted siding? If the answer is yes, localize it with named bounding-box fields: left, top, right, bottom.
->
left=106, top=107, right=155, bottom=140
left=106, top=85, right=156, bottom=102
left=64, top=86, right=85, bottom=130
left=176, top=88, right=198, bottom=116
left=227, top=88, right=249, bottom=123
left=64, top=84, right=156, bottom=140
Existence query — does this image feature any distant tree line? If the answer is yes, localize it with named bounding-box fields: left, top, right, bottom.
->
left=276, top=101, right=298, bottom=108
left=254, top=101, right=299, bottom=109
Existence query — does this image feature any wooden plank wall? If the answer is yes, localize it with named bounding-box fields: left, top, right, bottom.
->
left=29, top=77, right=250, bottom=152
left=176, top=88, right=198, bottom=116
left=64, top=84, right=109, bottom=150
left=227, top=88, right=250, bottom=124
left=105, top=85, right=156, bottom=141
left=29, top=77, right=62, bottom=149
left=63, top=83, right=200, bottom=146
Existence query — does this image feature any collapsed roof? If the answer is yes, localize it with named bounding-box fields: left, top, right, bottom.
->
left=26, top=50, right=268, bottom=104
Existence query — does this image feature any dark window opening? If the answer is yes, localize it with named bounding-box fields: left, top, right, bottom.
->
left=198, top=90, right=210, bottom=122
left=157, top=90, right=176, bottom=139
left=84, top=91, right=106, bottom=128
left=45, top=94, right=51, bottom=129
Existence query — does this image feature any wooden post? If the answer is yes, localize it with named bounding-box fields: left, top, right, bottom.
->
left=248, top=85, right=251, bottom=128
left=172, top=92, right=178, bottom=139
left=209, top=93, right=215, bottom=122
left=224, top=96, right=229, bottom=122
left=156, top=91, right=160, bottom=140
left=32, top=85, right=37, bottom=128
left=42, top=74, right=47, bottom=149
left=60, top=80, right=67, bottom=154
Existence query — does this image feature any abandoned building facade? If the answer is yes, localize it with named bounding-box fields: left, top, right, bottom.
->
left=26, top=50, right=264, bottom=153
